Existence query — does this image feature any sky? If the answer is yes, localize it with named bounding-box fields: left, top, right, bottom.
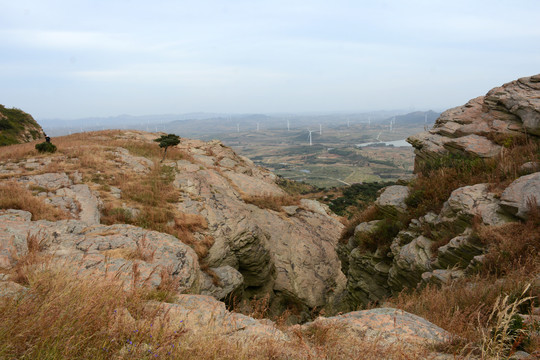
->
left=1, top=0, right=540, bottom=120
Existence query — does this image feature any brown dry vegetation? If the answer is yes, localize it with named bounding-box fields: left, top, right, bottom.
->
left=0, top=264, right=436, bottom=360
left=339, top=135, right=540, bottom=357
left=341, top=135, right=540, bottom=244
left=242, top=193, right=300, bottom=212
left=0, top=131, right=214, bottom=266
left=409, top=136, right=540, bottom=217
left=388, top=211, right=540, bottom=357
left=0, top=181, right=70, bottom=220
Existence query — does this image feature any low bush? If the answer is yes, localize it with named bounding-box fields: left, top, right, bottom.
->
left=35, top=141, right=57, bottom=153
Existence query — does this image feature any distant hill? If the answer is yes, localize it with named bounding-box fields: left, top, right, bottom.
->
left=0, top=105, right=45, bottom=146
left=380, top=110, right=440, bottom=126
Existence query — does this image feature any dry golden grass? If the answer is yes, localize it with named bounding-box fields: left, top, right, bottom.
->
left=388, top=261, right=539, bottom=356
left=0, top=140, right=39, bottom=161
left=0, top=181, right=70, bottom=221
left=9, top=231, right=51, bottom=285
left=242, top=193, right=300, bottom=212
left=475, top=214, right=540, bottom=277
left=0, top=264, right=437, bottom=360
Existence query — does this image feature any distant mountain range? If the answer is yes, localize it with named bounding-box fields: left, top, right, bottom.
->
left=40, top=110, right=440, bottom=137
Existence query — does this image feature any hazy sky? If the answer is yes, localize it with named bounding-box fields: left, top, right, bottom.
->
left=1, top=0, right=539, bottom=119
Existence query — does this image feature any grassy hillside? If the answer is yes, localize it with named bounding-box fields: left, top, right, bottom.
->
left=0, top=104, right=44, bottom=146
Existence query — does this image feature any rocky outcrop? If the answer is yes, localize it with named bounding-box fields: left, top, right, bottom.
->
left=0, top=105, right=45, bottom=146
left=408, top=74, right=540, bottom=169
left=339, top=177, right=528, bottom=307
left=0, top=132, right=346, bottom=315
left=172, top=139, right=346, bottom=313
left=338, top=75, right=540, bottom=310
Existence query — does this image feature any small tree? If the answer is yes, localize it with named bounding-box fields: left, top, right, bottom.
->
left=154, top=134, right=180, bottom=161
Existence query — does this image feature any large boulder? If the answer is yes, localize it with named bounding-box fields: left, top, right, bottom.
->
left=303, top=308, right=449, bottom=346
left=374, top=185, right=409, bottom=216
left=500, top=172, right=540, bottom=220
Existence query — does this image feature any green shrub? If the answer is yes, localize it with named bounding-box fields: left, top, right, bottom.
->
left=35, top=142, right=57, bottom=153
left=355, top=218, right=402, bottom=253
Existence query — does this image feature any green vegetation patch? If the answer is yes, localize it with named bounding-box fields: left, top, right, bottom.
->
left=329, top=182, right=394, bottom=216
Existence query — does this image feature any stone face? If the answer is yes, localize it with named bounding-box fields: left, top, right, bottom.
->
left=445, top=134, right=501, bottom=158
left=341, top=181, right=512, bottom=308
left=439, top=183, right=510, bottom=226
left=500, top=172, right=540, bottom=219
left=408, top=74, right=540, bottom=170
left=151, top=295, right=288, bottom=341
left=200, top=265, right=244, bottom=300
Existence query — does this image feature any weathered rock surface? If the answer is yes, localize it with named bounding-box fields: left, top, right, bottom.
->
left=0, top=133, right=347, bottom=314
left=408, top=74, right=540, bottom=169
left=170, top=138, right=346, bottom=313
left=438, top=183, right=510, bottom=226
left=15, top=172, right=102, bottom=224
left=200, top=265, right=244, bottom=300
left=113, top=147, right=155, bottom=173
left=340, top=180, right=516, bottom=307
left=500, top=171, right=540, bottom=220
left=0, top=210, right=201, bottom=293
left=375, top=185, right=409, bottom=216
left=151, top=294, right=287, bottom=341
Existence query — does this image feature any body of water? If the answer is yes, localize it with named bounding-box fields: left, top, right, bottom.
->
left=357, top=139, right=411, bottom=147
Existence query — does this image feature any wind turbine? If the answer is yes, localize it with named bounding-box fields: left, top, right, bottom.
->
left=319, top=124, right=322, bottom=135
left=308, top=130, right=314, bottom=146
